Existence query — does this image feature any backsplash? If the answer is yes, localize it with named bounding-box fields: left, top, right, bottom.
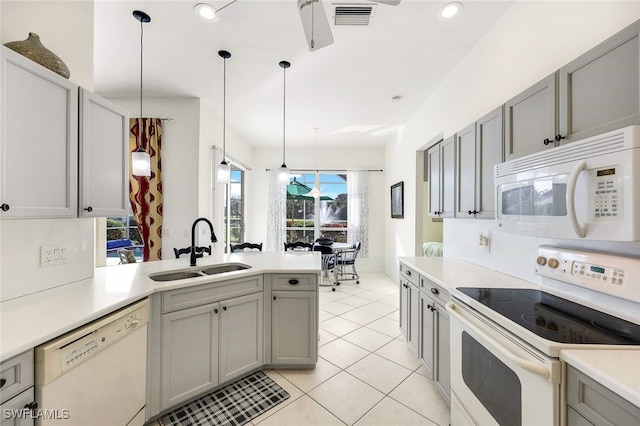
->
left=0, top=218, right=94, bottom=301
left=443, top=218, right=640, bottom=284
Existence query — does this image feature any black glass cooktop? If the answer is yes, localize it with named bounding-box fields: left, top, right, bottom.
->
left=458, top=288, right=640, bottom=345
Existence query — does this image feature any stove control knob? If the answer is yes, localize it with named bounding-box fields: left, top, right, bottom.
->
left=536, top=256, right=547, bottom=266
left=548, top=258, right=559, bottom=269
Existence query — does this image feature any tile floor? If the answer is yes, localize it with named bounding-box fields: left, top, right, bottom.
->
left=250, top=272, right=451, bottom=426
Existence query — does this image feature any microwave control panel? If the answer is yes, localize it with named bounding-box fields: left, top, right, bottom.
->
left=590, top=166, right=622, bottom=220
left=535, top=246, right=640, bottom=304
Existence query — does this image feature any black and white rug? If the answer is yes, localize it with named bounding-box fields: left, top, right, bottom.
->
left=157, top=371, right=290, bottom=426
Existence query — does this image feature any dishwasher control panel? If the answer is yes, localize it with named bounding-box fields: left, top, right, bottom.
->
left=35, top=299, right=149, bottom=385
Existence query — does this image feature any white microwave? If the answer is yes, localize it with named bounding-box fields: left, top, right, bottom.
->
left=495, top=125, right=640, bottom=241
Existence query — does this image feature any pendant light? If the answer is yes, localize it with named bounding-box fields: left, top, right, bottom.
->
left=216, top=50, right=232, bottom=184
left=309, top=128, right=321, bottom=198
left=277, top=60, right=291, bottom=184
left=131, top=10, right=151, bottom=177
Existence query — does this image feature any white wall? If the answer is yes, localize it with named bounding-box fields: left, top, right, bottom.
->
left=249, top=145, right=386, bottom=271
left=386, top=1, right=640, bottom=282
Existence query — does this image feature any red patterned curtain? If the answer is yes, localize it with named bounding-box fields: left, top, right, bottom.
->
left=129, top=118, right=163, bottom=261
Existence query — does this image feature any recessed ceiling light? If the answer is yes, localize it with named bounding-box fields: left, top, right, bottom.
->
left=195, top=3, right=217, bottom=21
left=438, top=2, right=463, bottom=21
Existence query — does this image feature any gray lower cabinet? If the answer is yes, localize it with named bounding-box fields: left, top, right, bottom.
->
left=505, top=72, right=558, bottom=160
left=559, top=20, right=640, bottom=144
left=0, top=350, right=35, bottom=426
left=566, top=365, right=640, bottom=426
left=271, top=291, right=317, bottom=366
left=419, top=277, right=450, bottom=404
left=399, top=277, right=419, bottom=353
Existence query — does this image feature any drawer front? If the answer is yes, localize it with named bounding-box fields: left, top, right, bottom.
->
left=420, top=276, right=449, bottom=305
left=0, top=350, right=34, bottom=404
left=271, top=274, right=317, bottom=291
left=399, top=263, right=418, bottom=285
left=162, top=275, right=263, bottom=313
left=567, top=365, right=640, bottom=425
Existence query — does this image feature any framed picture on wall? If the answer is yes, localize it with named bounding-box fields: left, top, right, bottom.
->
left=391, top=181, right=404, bottom=219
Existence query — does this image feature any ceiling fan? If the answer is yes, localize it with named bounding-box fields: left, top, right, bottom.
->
left=297, top=0, right=401, bottom=51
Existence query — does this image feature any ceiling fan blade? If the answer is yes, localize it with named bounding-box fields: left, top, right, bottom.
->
left=298, top=0, right=334, bottom=51
left=372, top=0, right=401, bottom=5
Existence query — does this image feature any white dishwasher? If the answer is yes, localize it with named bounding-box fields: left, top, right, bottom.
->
left=34, top=299, right=148, bottom=426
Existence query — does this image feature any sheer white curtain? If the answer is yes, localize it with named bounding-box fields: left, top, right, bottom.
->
left=266, top=170, right=287, bottom=251
left=347, top=170, right=369, bottom=257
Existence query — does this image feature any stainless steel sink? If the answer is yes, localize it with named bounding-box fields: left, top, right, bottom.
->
left=148, top=263, right=251, bottom=281
left=200, top=263, right=250, bottom=275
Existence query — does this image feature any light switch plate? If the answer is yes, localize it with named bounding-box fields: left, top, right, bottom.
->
left=41, top=243, right=69, bottom=267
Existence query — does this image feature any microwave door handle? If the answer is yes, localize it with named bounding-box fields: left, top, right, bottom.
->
left=567, top=160, right=587, bottom=238
left=446, top=302, right=551, bottom=380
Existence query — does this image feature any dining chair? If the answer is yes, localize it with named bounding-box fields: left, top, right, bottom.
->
left=118, top=248, right=137, bottom=264
left=230, top=242, right=263, bottom=252
left=336, top=241, right=361, bottom=284
left=173, top=245, right=211, bottom=259
left=284, top=242, right=313, bottom=251
left=313, top=244, right=337, bottom=291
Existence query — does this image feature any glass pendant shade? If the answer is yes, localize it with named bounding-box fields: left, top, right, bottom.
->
left=217, top=160, right=231, bottom=184
left=277, top=164, right=290, bottom=184
left=132, top=148, right=151, bottom=177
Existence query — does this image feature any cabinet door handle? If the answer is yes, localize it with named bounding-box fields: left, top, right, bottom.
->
left=406, top=270, right=412, bottom=276
left=223, top=306, right=227, bottom=311
left=24, top=402, right=38, bottom=411
left=543, top=138, right=553, bottom=145
left=273, top=296, right=276, bottom=301
left=0, top=378, right=6, bottom=388
left=430, top=306, right=436, bottom=312
left=0, top=203, right=9, bottom=212
left=427, top=304, right=432, bottom=310
left=214, top=308, right=218, bottom=314
left=468, top=210, right=478, bottom=215
left=288, top=279, right=299, bottom=285
left=430, top=287, right=439, bottom=296
left=555, top=134, right=565, bottom=142
left=84, top=206, right=93, bottom=212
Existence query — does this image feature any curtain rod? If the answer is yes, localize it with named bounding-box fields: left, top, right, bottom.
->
left=265, top=168, right=383, bottom=172
left=211, top=145, right=252, bottom=171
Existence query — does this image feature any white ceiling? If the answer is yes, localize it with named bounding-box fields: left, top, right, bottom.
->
left=93, top=0, right=514, bottom=148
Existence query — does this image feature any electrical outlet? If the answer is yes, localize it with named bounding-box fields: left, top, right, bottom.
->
left=41, top=244, right=70, bottom=267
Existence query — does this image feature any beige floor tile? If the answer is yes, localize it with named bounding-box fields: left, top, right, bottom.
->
left=360, top=301, right=398, bottom=316
left=319, top=338, right=370, bottom=369
left=308, top=371, right=385, bottom=425
left=374, top=339, right=421, bottom=370
left=276, top=357, right=341, bottom=393
left=378, top=295, right=400, bottom=308
left=385, top=311, right=400, bottom=320
left=346, top=353, right=413, bottom=394
left=340, top=307, right=383, bottom=326
left=339, top=295, right=373, bottom=308
left=389, top=373, right=451, bottom=426
left=366, top=316, right=402, bottom=338
left=415, top=364, right=432, bottom=378
left=318, top=329, right=339, bottom=346
left=321, top=300, right=356, bottom=315
left=251, top=370, right=305, bottom=423
left=319, top=316, right=361, bottom=337
left=355, top=290, right=387, bottom=301
left=354, top=397, right=438, bottom=426
left=254, top=395, right=343, bottom=426
left=318, top=309, right=335, bottom=323
left=342, top=327, right=395, bottom=352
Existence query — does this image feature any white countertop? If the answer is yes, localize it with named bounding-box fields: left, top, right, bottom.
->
left=561, top=349, right=640, bottom=408
left=0, top=251, right=320, bottom=360
left=399, top=256, right=640, bottom=409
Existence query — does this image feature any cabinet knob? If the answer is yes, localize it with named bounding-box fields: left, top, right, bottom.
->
left=0, top=378, right=6, bottom=388
left=406, top=270, right=412, bottom=276
left=555, top=134, right=565, bottom=142
left=273, top=296, right=276, bottom=300
left=223, top=306, right=227, bottom=311
left=24, top=402, right=38, bottom=411
left=427, top=304, right=432, bottom=310
left=543, top=138, right=553, bottom=145
left=0, top=203, right=9, bottom=212
left=430, top=287, right=439, bottom=296
left=84, top=206, right=93, bottom=212
left=214, top=308, right=219, bottom=314
left=468, top=210, right=478, bottom=215
left=288, top=279, right=299, bottom=285
left=430, top=306, right=436, bottom=312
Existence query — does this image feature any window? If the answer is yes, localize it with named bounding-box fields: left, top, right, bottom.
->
left=106, top=207, right=143, bottom=265
left=285, top=173, right=347, bottom=244
left=224, top=167, right=244, bottom=251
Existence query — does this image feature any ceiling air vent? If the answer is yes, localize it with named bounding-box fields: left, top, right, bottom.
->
left=333, top=3, right=377, bottom=26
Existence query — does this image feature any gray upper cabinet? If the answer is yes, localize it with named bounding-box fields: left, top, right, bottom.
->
left=559, top=20, right=640, bottom=144
left=426, top=142, right=441, bottom=217
left=505, top=73, right=557, bottom=160
left=441, top=136, right=456, bottom=218
left=455, top=123, right=477, bottom=218
left=79, top=88, right=129, bottom=218
left=476, top=106, right=504, bottom=219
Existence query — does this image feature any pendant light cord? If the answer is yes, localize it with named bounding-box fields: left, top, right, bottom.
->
left=139, top=17, right=144, bottom=149
left=282, top=65, right=286, bottom=166
left=222, top=55, right=227, bottom=159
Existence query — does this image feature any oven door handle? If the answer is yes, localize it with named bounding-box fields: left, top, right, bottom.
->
left=446, top=301, right=551, bottom=380
left=566, top=159, right=587, bottom=238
